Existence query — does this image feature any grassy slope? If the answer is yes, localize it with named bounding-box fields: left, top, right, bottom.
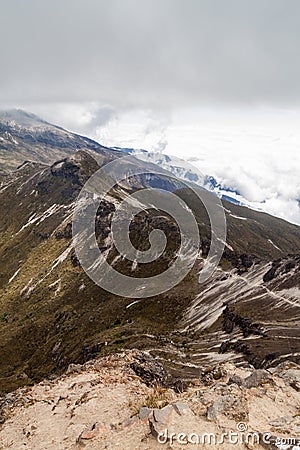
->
left=0, top=155, right=299, bottom=392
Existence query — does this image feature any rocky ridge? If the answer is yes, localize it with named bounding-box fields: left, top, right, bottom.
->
left=0, top=351, right=300, bottom=449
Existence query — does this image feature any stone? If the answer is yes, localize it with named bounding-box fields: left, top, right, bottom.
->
left=78, top=422, right=110, bottom=441
left=280, top=368, right=300, bottom=386
left=80, top=429, right=99, bottom=440
left=206, top=394, right=248, bottom=422
left=269, top=363, right=300, bottom=391
left=207, top=397, right=230, bottom=421
left=201, top=365, right=227, bottom=385
left=244, top=370, right=270, bottom=388
left=172, top=379, right=188, bottom=393
left=149, top=405, right=174, bottom=438
left=173, top=403, right=194, bottom=417
left=228, top=374, right=243, bottom=386
left=153, top=405, right=174, bottom=424
left=269, top=416, right=293, bottom=428
left=120, top=416, right=139, bottom=428
left=66, top=364, right=82, bottom=375
left=149, top=403, right=196, bottom=440
left=130, top=351, right=168, bottom=387
left=138, top=406, right=152, bottom=420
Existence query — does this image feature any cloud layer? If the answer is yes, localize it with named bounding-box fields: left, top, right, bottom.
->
left=1, top=0, right=300, bottom=108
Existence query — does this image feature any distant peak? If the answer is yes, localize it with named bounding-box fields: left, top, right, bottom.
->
left=0, top=109, right=50, bottom=128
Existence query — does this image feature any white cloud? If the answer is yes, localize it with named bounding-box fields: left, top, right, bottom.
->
left=92, top=106, right=300, bottom=225
left=20, top=102, right=300, bottom=225
left=164, top=107, right=300, bottom=224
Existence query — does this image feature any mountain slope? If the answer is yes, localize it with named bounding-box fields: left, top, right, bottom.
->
left=0, top=147, right=299, bottom=393
left=0, top=109, right=118, bottom=171
left=0, top=111, right=299, bottom=394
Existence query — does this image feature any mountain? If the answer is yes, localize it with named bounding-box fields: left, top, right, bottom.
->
left=111, top=147, right=257, bottom=207
left=0, top=111, right=299, bottom=394
left=0, top=109, right=119, bottom=172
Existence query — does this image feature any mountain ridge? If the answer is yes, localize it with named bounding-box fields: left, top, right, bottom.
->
left=0, top=109, right=120, bottom=172
left=0, top=147, right=299, bottom=392
left=0, top=110, right=299, bottom=394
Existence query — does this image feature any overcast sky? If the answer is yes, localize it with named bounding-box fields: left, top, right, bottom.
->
left=1, top=0, right=300, bottom=107
left=0, top=0, right=300, bottom=223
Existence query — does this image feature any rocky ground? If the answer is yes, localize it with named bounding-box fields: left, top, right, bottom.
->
left=0, top=351, right=300, bottom=450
